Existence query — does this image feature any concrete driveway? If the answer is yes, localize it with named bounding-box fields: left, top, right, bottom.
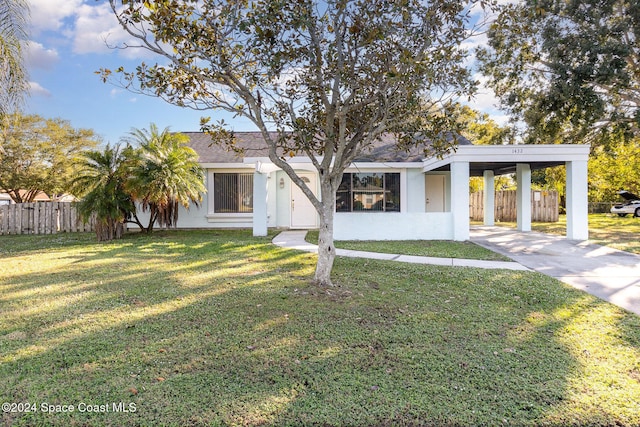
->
left=471, top=226, right=640, bottom=316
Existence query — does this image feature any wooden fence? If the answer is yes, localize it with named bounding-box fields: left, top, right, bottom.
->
left=470, top=190, right=559, bottom=222
left=0, top=202, right=95, bottom=235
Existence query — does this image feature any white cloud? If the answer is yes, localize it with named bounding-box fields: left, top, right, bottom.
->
left=28, top=0, right=83, bottom=35
left=25, top=41, right=59, bottom=70
left=71, top=3, right=157, bottom=60
left=28, top=1, right=150, bottom=60
left=29, top=81, right=51, bottom=97
left=72, top=3, right=128, bottom=55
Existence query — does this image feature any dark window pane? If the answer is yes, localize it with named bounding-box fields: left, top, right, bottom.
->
left=385, top=173, right=401, bottom=212
left=336, top=173, right=352, bottom=212
left=354, top=173, right=384, bottom=211
left=238, top=174, right=253, bottom=212
left=214, top=173, right=253, bottom=213
left=335, top=172, right=400, bottom=213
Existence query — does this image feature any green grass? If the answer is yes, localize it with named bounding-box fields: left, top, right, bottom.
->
left=1, top=230, right=639, bottom=426
left=305, top=230, right=511, bottom=261
left=482, top=213, right=640, bottom=254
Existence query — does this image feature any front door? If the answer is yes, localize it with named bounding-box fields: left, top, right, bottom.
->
left=425, top=174, right=446, bottom=212
left=291, top=173, right=318, bottom=228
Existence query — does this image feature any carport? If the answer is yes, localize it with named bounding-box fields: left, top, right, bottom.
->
left=422, top=144, right=591, bottom=241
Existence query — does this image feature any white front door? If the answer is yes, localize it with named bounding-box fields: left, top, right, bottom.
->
left=291, top=173, right=318, bottom=229
left=425, top=174, right=445, bottom=212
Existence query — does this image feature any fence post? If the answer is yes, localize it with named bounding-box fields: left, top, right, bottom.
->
left=0, top=205, right=7, bottom=235
left=33, top=202, right=40, bottom=234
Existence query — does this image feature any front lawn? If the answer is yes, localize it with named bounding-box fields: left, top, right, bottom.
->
left=1, top=230, right=639, bottom=426
left=486, top=213, right=640, bottom=254
left=305, top=230, right=510, bottom=261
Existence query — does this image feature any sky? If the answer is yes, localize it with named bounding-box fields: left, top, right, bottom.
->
left=24, top=0, right=506, bottom=146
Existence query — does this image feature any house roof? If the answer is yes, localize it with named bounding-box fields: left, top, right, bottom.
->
left=0, top=190, right=51, bottom=202
left=181, top=131, right=472, bottom=164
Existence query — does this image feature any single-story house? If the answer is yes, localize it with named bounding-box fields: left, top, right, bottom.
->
left=159, top=132, right=590, bottom=241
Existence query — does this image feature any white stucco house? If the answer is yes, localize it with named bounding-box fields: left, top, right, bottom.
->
left=167, top=132, right=590, bottom=241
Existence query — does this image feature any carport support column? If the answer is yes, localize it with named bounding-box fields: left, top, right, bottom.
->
left=566, top=160, right=589, bottom=240
left=483, top=170, right=495, bottom=226
left=252, top=170, right=268, bottom=237
left=450, top=161, right=470, bottom=241
left=516, top=163, right=531, bottom=232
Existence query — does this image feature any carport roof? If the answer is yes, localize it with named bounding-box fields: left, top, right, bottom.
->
left=422, top=144, right=590, bottom=177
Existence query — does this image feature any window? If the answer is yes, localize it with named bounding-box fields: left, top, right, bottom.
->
left=336, top=173, right=400, bottom=212
left=213, top=173, right=253, bottom=213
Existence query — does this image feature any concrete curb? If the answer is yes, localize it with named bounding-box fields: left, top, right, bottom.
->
left=272, top=230, right=529, bottom=271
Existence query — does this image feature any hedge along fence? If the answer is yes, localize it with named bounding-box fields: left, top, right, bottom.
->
left=0, top=202, right=95, bottom=235
left=470, top=190, right=559, bottom=223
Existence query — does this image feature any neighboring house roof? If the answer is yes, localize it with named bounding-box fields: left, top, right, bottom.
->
left=52, top=194, right=77, bottom=203
left=0, top=190, right=51, bottom=203
left=182, top=131, right=471, bottom=164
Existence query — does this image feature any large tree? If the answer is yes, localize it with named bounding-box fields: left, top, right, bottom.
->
left=124, top=124, right=206, bottom=233
left=0, top=0, right=29, bottom=119
left=104, top=0, right=489, bottom=286
left=588, top=138, right=640, bottom=202
left=72, top=143, right=137, bottom=242
left=72, top=126, right=204, bottom=241
left=0, top=113, right=99, bottom=203
left=478, top=0, right=640, bottom=145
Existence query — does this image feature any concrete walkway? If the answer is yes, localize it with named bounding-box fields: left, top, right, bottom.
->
left=273, top=228, right=640, bottom=316
left=272, top=230, right=529, bottom=271
left=471, top=226, right=640, bottom=316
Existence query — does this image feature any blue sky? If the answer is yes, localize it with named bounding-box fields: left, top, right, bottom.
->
left=25, top=0, right=506, bottom=145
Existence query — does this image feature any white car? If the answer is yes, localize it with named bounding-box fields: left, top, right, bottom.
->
left=610, top=191, right=640, bottom=217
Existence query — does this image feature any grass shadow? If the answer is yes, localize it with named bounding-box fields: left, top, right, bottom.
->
left=1, top=230, right=639, bottom=426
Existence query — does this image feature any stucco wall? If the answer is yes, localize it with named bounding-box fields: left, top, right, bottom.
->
left=406, top=168, right=426, bottom=212
left=133, top=166, right=461, bottom=241
left=334, top=212, right=454, bottom=240
left=275, top=170, right=292, bottom=228
left=132, top=198, right=215, bottom=230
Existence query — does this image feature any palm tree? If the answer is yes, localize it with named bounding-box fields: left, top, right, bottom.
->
left=72, top=144, right=137, bottom=241
left=0, top=0, right=29, bottom=119
left=125, top=124, right=205, bottom=233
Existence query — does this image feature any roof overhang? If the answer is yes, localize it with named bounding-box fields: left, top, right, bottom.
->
left=422, top=144, right=591, bottom=176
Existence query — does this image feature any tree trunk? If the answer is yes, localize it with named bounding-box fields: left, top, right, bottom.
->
left=94, top=219, right=124, bottom=242
left=314, top=180, right=337, bottom=287
left=146, top=208, right=157, bottom=233
left=128, top=213, right=146, bottom=232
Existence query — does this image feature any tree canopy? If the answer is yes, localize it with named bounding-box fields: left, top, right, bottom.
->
left=104, top=0, right=491, bottom=286
left=588, top=139, right=640, bottom=202
left=72, top=143, right=137, bottom=241
left=478, top=0, right=640, bottom=145
left=0, top=113, right=99, bottom=203
left=124, top=124, right=206, bottom=233
left=457, top=106, right=515, bottom=145
left=72, top=125, right=206, bottom=241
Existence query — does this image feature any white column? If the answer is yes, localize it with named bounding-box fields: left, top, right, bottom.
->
left=566, top=160, right=589, bottom=240
left=252, top=170, right=268, bottom=237
left=450, top=161, right=470, bottom=241
left=516, top=163, right=531, bottom=232
left=483, top=170, right=495, bottom=226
